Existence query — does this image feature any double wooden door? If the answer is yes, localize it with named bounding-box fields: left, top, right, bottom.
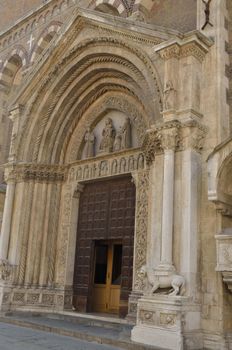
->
left=73, top=176, right=136, bottom=315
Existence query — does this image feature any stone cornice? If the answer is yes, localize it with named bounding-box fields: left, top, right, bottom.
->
left=156, top=33, right=213, bottom=63
left=4, top=163, right=67, bottom=183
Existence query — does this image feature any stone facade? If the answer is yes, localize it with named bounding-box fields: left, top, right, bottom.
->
left=0, top=0, right=232, bottom=349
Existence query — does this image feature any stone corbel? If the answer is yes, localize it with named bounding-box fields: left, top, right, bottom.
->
left=73, top=183, right=84, bottom=199
left=215, top=233, right=232, bottom=292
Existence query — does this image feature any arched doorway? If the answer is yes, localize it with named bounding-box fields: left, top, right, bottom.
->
left=73, top=175, right=136, bottom=317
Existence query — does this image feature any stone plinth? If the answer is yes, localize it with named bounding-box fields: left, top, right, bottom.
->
left=131, top=295, right=201, bottom=350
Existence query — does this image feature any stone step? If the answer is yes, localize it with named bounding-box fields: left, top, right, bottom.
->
left=4, top=309, right=134, bottom=333
left=0, top=311, right=162, bottom=350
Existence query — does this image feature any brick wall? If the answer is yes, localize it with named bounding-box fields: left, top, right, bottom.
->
left=0, top=0, right=43, bottom=32
left=147, top=0, right=197, bottom=32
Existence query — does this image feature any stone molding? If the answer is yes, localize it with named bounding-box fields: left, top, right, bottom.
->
left=157, top=36, right=211, bottom=63
left=4, top=163, right=66, bottom=183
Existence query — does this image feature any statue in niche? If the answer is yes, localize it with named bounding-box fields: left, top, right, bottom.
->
left=113, top=127, right=122, bottom=152
left=121, top=117, right=131, bottom=150
left=99, top=118, right=115, bottom=153
left=163, top=80, right=175, bottom=110
left=83, top=127, right=95, bottom=158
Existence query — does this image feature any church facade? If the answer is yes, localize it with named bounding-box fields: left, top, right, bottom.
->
left=0, top=0, right=232, bottom=349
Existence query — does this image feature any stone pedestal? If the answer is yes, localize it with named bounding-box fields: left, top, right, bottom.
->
left=131, top=295, right=201, bottom=350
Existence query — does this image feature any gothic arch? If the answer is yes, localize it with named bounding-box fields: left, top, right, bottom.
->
left=17, top=37, right=163, bottom=165
left=30, top=22, right=62, bottom=63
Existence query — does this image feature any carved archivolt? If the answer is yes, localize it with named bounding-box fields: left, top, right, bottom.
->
left=17, top=35, right=162, bottom=163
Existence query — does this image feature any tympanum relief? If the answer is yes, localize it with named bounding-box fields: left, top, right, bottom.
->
left=81, top=112, right=135, bottom=159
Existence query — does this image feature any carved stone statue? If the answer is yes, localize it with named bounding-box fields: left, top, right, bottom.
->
left=83, top=127, right=95, bottom=158
left=139, top=265, right=185, bottom=296
left=163, top=80, right=175, bottom=110
left=121, top=117, right=131, bottom=150
left=113, top=127, right=122, bottom=152
left=99, top=118, right=115, bottom=153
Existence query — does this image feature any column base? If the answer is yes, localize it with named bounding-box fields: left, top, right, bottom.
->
left=131, top=295, right=201, bottom=350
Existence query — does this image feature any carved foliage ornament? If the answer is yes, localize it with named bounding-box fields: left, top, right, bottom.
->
left=133, top=170, right=149, bottom=291
left=143, top=120, right=207, bottom=164
left=158, top=42, right=208, bottom=63
left=4, top=164, right=66, bottom=183
left=0, top=259, right=14, bottom=282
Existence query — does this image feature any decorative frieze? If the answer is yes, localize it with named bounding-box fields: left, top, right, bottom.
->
left=68, top=151, right=146, bottom=182
left=4, top=163, right=66, bottom=183
left=158, top=40, right=210, bottom=63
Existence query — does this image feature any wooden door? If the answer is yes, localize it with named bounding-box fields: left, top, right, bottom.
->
left=92, top=242, right=122, bottom=313
left=73, top=176, right=135, bottom=314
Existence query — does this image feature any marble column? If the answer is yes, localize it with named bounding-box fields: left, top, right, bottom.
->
left=157, top=127, right=178, bottom=272
left=0, top=178, right=15, bottom=260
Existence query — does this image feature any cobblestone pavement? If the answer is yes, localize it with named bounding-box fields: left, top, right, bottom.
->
left=0, top=322, right=122, bottom=350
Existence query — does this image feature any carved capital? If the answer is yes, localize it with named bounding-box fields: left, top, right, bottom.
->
left=143, top=121, right=181, bottom=163
left=4, top=163, right=67, bottom=183
left=180, top=121, right=207, bottom=153
left=159, top=127, right=179, bottom=151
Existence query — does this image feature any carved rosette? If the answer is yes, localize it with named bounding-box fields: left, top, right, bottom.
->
left=133, top=170, right=150, bottom=291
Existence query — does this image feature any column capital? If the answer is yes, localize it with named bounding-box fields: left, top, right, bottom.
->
left=143, top=120, right=181, bottom=164
left=180, top=120, right=207, bottom=153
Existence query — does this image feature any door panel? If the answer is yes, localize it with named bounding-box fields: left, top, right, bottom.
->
left=92, top=243, right=122, bottom=313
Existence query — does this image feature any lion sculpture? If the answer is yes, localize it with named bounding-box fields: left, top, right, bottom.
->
left=139, top=265, right=185, bottom=296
